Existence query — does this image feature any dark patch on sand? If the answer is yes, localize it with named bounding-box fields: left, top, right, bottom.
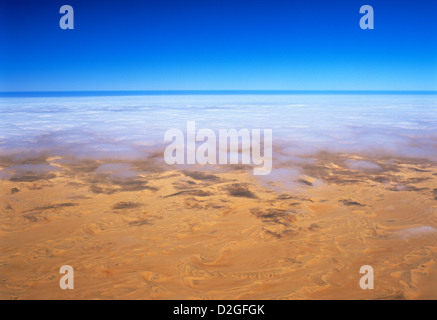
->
left=172, top=180, right=198, bottom=191
left=164, top=190, right=211, bottom=198
left=263, top=229, right=282, bottom=239
left=173, top=180, right=197, bottom=188
left=227, top=184, right=257, bottom=199
left=405, top=177, right=431, bottom=184
left=287, top=202, right=301, bottom=207
left=67, top=182, right=87, bottom=188
left=282, top=229, right=297, bottom=236
left=112, top=202, right=142, bottom=210
left=10, top=187, right=20, bottom=194
left=324, top=178, right=362, bottom=185
left=111, top=178, right=158, bottom=192
left=128, top=219, right=152, bottom=226
left=88, top=175, right=158, bottom=193
left=339, top=199, right=365, bottom=207
left=27, top=203, right=78, bottom=212
left=68, top=195, right=92, bottom=200
left=251, top=208, right=295, bottom=226
left=433, top=188, right=437, bottom=200
left=23, top=213, right=47, bottom=223
left=388, top=185, right=429, bottom=192
left=276, top=194, right=313, bottom=202
left=372, top=176, right=390, bottom=184
left=208, top=204, right=226, bottom=209
left=89, top=185, right=118, bottom=195
left=308, top=223, right=320, bottom=231
left=183, top=198, right=204, bottom=209
left=183, top=171, right=219, bottom=181
left=229, top=164, right=254, bottom=171
left=408, top=167, right=431, bottom=173
left=9, top=173, right=56, bottom=182
left=297, top=179, right=313, bottom=186
left=277, top=194, right=294, bottom=200
left=27, top=184, right=45, bottom=190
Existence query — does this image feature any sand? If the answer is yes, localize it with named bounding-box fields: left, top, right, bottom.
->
left=1, top=152, right=437, bottom=300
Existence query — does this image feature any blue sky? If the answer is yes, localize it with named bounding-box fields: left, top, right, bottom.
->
left=0, top=0, right=436, bottom=91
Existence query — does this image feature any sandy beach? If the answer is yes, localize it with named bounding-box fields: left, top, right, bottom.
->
left=1, top=150, right=436, bottom=300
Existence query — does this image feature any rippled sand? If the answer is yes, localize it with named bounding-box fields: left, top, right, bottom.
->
left=1, top=152, right=437, bottom=300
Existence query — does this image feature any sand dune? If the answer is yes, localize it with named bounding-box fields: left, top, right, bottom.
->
left=1, top=152, right=437, bottom=299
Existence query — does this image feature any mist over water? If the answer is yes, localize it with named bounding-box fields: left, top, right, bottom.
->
left=1, top=94, right=437, bottom=165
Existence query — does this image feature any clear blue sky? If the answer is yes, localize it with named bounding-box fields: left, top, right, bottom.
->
left=0, top=0, right=436, bottom=91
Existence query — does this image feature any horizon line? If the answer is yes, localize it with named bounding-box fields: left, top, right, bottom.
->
left=1, top=90, right=437, bottom=97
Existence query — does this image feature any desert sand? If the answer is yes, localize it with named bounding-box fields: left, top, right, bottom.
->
left=1, top=151, right=437, bottom=300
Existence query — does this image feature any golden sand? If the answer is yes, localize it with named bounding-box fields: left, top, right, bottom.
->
left=1, top=153, right=436, bottom=299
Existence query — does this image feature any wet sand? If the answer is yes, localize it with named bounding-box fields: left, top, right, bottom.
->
left=1, top=152, right=437, bottom=299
